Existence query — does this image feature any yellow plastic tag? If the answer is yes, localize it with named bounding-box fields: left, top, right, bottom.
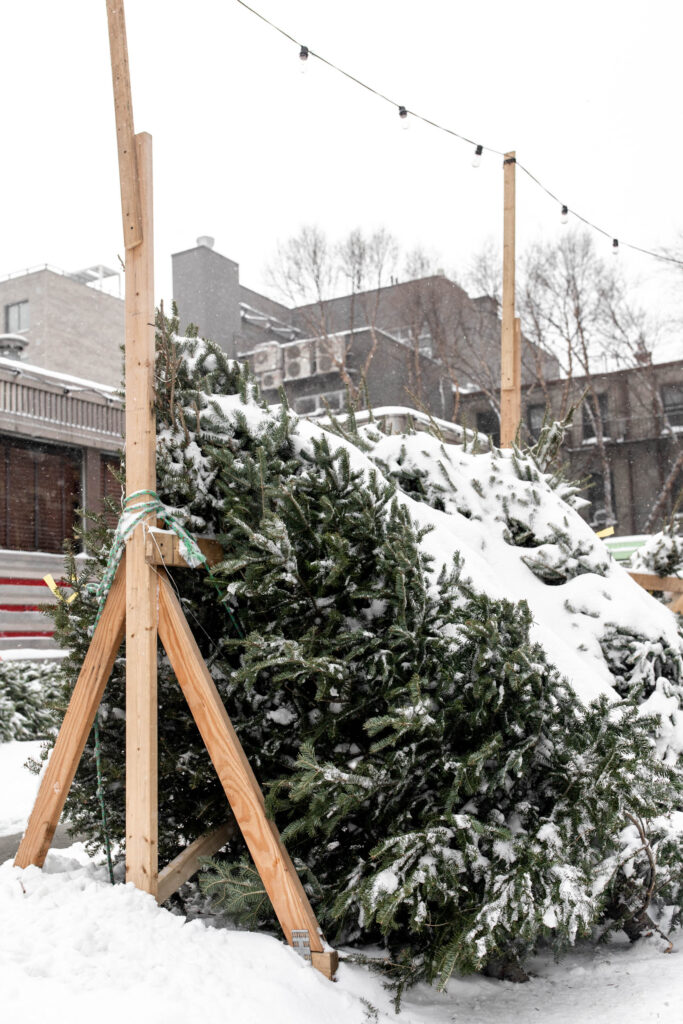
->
left=43, top=573, right=77, bottom=604
left=596, top=526, right=615, bottom=539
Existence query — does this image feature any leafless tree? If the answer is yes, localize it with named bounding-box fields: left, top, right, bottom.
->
left=267, top=225, right=398, bottom=401
left=518, top=230, right=674, bottom=526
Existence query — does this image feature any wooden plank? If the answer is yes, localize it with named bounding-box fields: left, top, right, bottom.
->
left=311, top=951, right=339, bottom=981
left=157, top=822, right=236, bottom=905
left=14, top=560, right=126, bottom=869
left=500, top=316, right=522, bottom=447
left=670, top=594, right=683, bottom=614
left=500, top=152, right=516, bottom=391
left=124, top=129, right=159, bottom=896
left=106, top=0, right=143, bottom=248
left=145, top=530, right=224, bottom=569
left=513, top=316, right=522, bottom=425
left=157, top=573, right=326, bottom=956
left=628, top=572, right=683, bottom=594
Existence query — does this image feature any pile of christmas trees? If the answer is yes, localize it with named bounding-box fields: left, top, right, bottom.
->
left=50, top=315, right=683, bottom=992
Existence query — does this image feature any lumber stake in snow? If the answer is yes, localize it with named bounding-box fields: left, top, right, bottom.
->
left=107, top=0, right=159, bottom=896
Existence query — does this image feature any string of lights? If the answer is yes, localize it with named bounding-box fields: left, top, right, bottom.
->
left=234, top=0, right=683, bottom=268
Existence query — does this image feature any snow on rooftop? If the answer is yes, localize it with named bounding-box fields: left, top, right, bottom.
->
left=0, top=356, right=120, bottom=398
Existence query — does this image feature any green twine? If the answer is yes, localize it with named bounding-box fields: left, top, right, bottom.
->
left=93, top=714, right=115, bottom=884
left=92, top=489, right=210, bottom=628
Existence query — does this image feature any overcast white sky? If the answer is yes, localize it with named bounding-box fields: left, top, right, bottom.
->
left=2, top=0, right=682, bottom=357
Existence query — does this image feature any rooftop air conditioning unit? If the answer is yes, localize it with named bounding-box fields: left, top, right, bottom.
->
left=252, top=343, right=281, bottom=374
left=315, top=337, right=346, bottom=375
left=283, top=342, right=313, bottom=381
left=260, top=369, right=284, bottom=391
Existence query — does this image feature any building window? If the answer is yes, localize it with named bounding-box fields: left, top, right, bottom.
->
left=5, top=300, right=29, bottom=333
left=662, top=384, right=683, bottom=428
left=0, top=436, right=81, bottom=553
left=582, top=392, right=609, bottom=441
left=294, top=395, right=318, bottom=416
left=294, top=391, right=346, bottom=417
left=527, top=403, right=546, bottom=440
left=476, top=408, right=500, bottom=447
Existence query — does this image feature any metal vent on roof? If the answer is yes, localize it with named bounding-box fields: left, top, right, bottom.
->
left=0, top=334, right=28, bottom=359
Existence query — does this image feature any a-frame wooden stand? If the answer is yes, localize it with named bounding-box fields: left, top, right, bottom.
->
left=15, top=0, right=336, bottom=981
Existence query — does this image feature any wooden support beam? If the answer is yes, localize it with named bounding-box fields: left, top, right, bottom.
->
left=311, top=951, right=339, bottom=981
left=628, top=572, right=683, bottom=594
left=500, top=151, right=517, bottom=449
left=106, top=0, right=143, bottom=248
left=157, top=571, right=326, bottom=957
left=157, top=822, right=236, bottom=905
left=14, top=560, right=127, bottom=869
left=500, top=317, right=522, bottom=447
left=145, top=530, right=224, bottom=569
left=123, top=130, right=158, bottom=896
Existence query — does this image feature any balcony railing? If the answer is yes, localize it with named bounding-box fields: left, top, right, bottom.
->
left=0, top=371, right=123, bottom=440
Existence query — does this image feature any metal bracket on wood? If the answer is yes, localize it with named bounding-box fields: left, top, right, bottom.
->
left=291, top=930, right=312, bottom=962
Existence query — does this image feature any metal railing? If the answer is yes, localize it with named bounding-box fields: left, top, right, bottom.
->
left=0, top=374, right=123, bottom=438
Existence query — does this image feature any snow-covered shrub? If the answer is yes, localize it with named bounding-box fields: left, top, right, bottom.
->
left=0, top=659, right=64, bottom=742
left=632, top=530, right=683, bottom=579
left=47, top=313, right=683, bottom=992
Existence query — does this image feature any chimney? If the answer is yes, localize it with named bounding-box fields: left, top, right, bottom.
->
left=171, top=237, right=241, bottom=357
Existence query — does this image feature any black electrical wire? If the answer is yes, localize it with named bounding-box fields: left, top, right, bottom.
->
left=234, top=0, right=683, bottom=268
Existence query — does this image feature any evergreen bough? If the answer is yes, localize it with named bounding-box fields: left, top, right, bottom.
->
left=47, top=312, right=683, bottom=994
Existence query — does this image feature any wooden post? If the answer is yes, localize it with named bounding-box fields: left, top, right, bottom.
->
left=106, top=0, right=142, bottom=249
left=107, top=0, right=159, bottom=896
left=500, top=151, right=519, bottom=448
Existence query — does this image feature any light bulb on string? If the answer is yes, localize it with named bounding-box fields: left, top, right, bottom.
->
left=561, top=205, right=569, bottom=225
left=299, top=45, right=309, bottom=73
left=472, top=144, right=483, bottom=168
left=612, top=238, right=619, bottom=256
left=398, top=105, right=409, bottom=130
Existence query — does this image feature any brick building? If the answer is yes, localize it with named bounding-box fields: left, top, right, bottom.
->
left=0, top=265, right=124, bottom=387
left=0, top=264, right=124, bottom=647
left=459, top=362, right=683, bottom=533
left=171, top=238, right=559, bottom=421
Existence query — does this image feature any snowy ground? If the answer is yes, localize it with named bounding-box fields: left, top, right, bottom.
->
left=1, top=739, right=680, bottom=1023
left=0, top=740, right=46, bottom=837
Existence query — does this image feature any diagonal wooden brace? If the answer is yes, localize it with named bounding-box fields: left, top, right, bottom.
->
left=14, top=558, right=127, bottom=869
left=156, top=569, right=327, bottom=957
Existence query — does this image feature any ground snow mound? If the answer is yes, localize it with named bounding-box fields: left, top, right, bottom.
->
left=0, top=849, right=371, bottom=1024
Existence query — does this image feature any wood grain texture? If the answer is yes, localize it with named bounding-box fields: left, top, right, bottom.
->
left=500, top=151, right=516, bottom=397
left=123, top=130, right=159, bottom=896
left=311, top=951, right=339, bottom=981
left=14, top=560, right=126, bottom=869
left=500, top=316, right=522, bottom=447
left=628, top=572, right=683, bottom=594
left=106, top=0, right=142, bottom=248
left=157, top=573, right=325, bottom=954
left=145, top=531, right=224, bottom=569
left=157, top=822, right=236, bottom=905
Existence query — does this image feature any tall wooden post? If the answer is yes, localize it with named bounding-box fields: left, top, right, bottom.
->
left=107, top=0, right=158, bottom=895
left=500, top=151, right=521, bottom=448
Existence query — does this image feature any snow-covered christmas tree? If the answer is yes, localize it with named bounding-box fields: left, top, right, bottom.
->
left=49, top=311, right=683, bottom=993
